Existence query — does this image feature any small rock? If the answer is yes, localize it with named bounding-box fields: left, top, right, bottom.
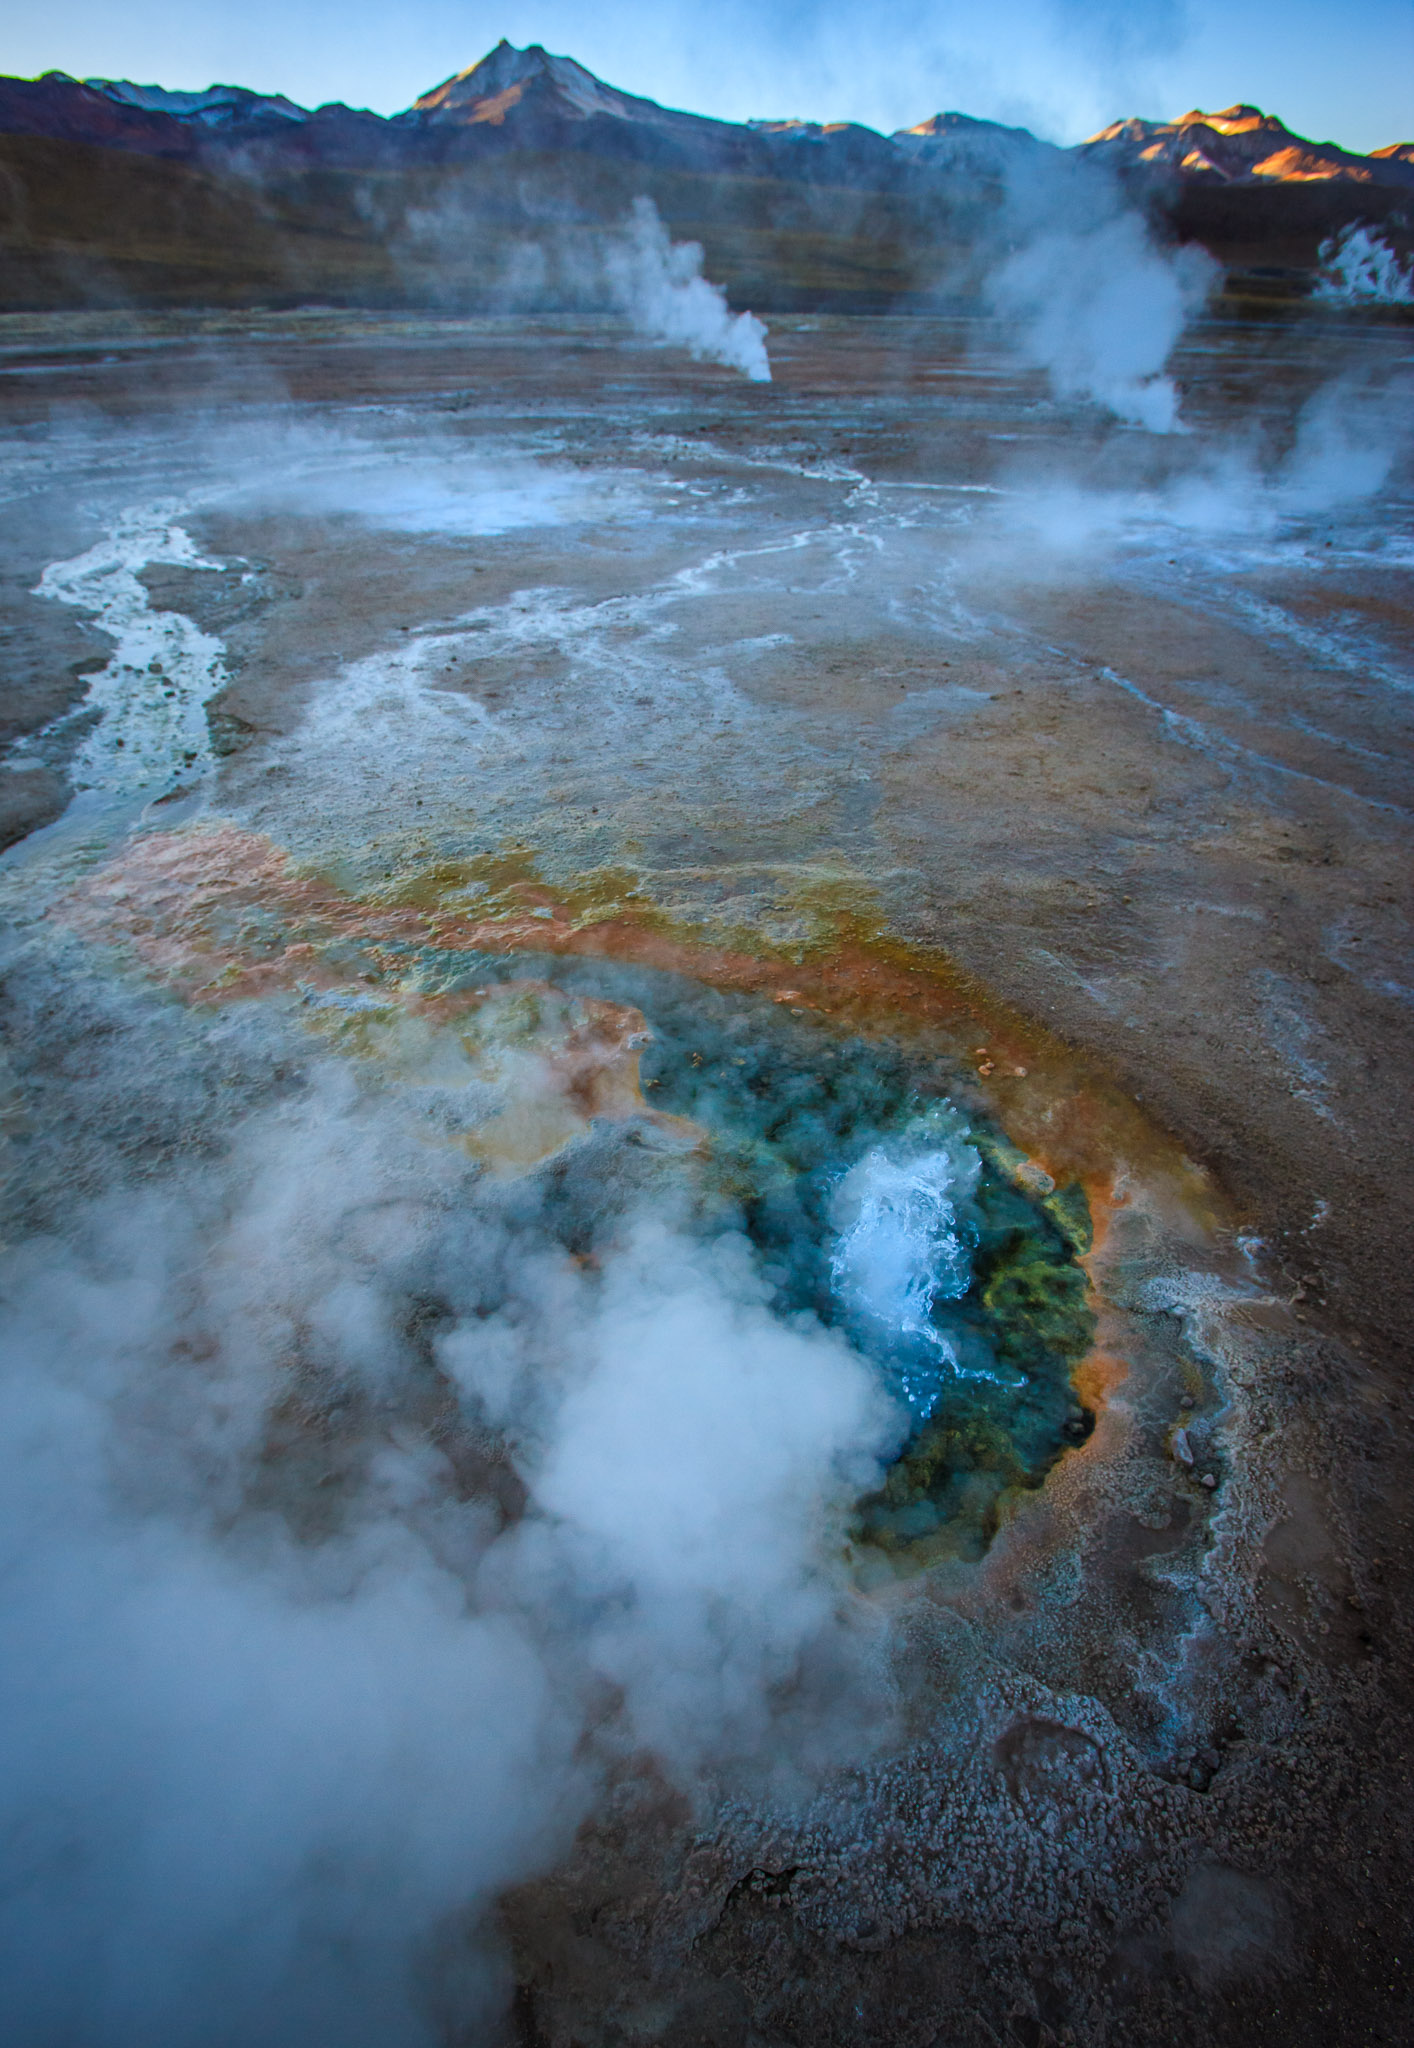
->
left=1172, top=1427, right=1195, bottom=1467
left=1200, top=1472, right=1218, bottom=1489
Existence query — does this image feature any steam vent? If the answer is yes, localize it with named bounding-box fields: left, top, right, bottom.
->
left=0, top=34, right=1412, bottom=2048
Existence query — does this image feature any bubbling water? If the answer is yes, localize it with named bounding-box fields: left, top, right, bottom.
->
left=829, top=1111, right=992, bottom=1420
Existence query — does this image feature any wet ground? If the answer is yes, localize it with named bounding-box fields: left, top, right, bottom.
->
left=0, top=309, right=1411, bottom=2045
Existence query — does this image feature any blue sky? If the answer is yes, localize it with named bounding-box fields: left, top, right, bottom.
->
left=5, top=0, right=1411, bottom=151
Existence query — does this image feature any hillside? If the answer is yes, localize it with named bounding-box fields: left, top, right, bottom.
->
left=0, top=133, right=957, bottom=314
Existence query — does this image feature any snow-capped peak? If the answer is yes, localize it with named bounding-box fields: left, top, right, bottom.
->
left=409, top=39, right=658, bottom=126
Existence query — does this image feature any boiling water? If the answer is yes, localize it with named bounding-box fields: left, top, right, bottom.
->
left=829, top=1111, right=986, bottom=1416
left=468, top=952, right=1098, bottom=1549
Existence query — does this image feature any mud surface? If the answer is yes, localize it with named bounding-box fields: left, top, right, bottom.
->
left=1, top=309, right=1411, bottom=2045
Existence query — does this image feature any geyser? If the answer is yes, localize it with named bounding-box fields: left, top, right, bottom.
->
left=595, top=959, right=1097, bottom=1560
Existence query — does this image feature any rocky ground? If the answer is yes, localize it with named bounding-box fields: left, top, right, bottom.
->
left=0, top=308, right=1411, bottom=2045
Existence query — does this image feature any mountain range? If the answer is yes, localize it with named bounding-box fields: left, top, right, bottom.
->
left=6, top=42, right=1410, bottom=190
left=1, top=41, right=1409, bottom=314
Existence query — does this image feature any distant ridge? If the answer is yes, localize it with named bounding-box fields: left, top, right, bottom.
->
left=1079, top=104, right=1414, bottom=188
left=0, top=43, right=1410, bottom=314
left=4, top=46, right=1407, bottom=188
left=85, top=78, right=307, bottom=127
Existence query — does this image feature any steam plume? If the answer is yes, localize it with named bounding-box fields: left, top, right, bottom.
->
left=987, top=207, right=1215, bottom=430
left=0, top=1026, right=891, bottom=2039
left=606, top=198, right=772, bottom=382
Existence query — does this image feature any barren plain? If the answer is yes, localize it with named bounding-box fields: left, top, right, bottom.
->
left=0, top=309, right=1410, bottom=2046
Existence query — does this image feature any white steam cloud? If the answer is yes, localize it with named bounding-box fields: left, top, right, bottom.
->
left=987, top=208, right=1215, bottom=431
left=0, top=1048, right=893, bottom=2040
left=399, top=191, right=771, bottom=380
left=1314, top=224, right=1414, bottom=307
left=605, top=198, right=772, bottom=382
left=469, top=1223, right=891, bottom=1773
left=971, top=145, right=1217, bottom=432
left=956, top=363, right=1413, bottom=592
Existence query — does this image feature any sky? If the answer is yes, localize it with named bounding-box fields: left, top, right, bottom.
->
left=4, top=0, right=1411, bottom=152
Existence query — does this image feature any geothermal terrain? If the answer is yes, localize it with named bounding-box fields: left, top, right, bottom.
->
left=0, top=299, right=1409, bottom=2048
left=1, top=44, right=1413, bottom=2048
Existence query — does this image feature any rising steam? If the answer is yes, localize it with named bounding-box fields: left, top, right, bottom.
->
left=1314, top=224, right=1414, bottom=307
left=986, top=208, right=1215, bottom=431
left=606, top=198, right=772, bottom=382
left=973, top=145, right=1217, bottom=431
left=0, top=1011, right=892, bottom=2042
